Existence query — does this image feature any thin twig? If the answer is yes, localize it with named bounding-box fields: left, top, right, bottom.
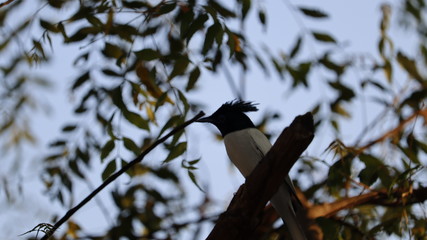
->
left=40, top=111, right=205, bottom=240
left=356, top=108, right=427, bottom=153
left=0, top=0, right=14, bottom=8
left=222, top=64, right=242, bottom=99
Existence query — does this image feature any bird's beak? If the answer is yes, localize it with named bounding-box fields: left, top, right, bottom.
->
left=196, top=116, right=214, bottom=123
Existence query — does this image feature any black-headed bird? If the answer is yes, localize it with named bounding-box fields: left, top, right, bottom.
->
left=197, top=100, right=306, bottom=240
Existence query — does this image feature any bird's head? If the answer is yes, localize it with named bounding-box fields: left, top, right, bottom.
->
left=197, top=100, right=258, bottom=136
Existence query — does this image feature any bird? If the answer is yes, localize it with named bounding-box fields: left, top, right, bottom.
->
left=197, top=100, right=306, bottom=240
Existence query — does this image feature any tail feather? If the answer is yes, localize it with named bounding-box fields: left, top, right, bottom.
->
left=270, top=181, right=306, bottom=240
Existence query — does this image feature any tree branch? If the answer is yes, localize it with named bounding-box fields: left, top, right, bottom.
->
left=206, top=112, right=315, bottom=240
left=306, top=186, right=427, bottom=219
left=357, top=108, right=427, bottom=153
left=40, top=111, right=205, bottom=240
left=307, top=191, right=382, bottom=219
left=0, top=0, right=15, bottom=8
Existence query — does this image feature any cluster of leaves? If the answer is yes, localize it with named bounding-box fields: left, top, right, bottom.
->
left=297, top=3, right=427, bottom=238
left=1, top=0, right=427, bottom=239
left=1, top=0, right=269, bottom=238
left=0, top=2, right=49, bottom=151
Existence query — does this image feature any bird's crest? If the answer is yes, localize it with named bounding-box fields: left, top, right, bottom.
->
left=220, top=99, right=258, bottom=113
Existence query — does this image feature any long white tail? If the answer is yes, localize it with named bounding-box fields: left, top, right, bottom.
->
left=270, top=178, right=307, bottom=240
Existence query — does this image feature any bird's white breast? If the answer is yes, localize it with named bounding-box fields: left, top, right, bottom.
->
left=223, top=128, right=272, bottom=177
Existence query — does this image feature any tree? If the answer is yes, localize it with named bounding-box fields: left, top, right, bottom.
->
left=0, top=0, right=426, bottom=239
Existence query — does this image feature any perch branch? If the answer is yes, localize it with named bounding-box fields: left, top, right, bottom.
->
left=206, top=112, right=315, bottom=240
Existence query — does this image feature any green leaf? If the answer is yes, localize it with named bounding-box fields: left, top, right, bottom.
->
left=86, top=15, right=103, bottom=28
left=225, top=27, right=241, bottom=58
left=158, top=115, right=183, bottom=137
left=202, top=23, right=221, bottom=54
left=114, top=24, right=139, bottom=42
left=186, top=67, right=200, bottom=91
left=157, top=2, right=176, bottom=15
left=328, top=81, right=355, bottom=102
left=74, top=105, right=87, bottom=114
left=207, top=0, right=236, bottom=18
left=398, top=143, right=421, bottom=164
left=188, top=170, right=204, bottom=192
left=177, top=90, right=189, bottom=112
left=102, top=68, right=122, bottom=77
left=102, top=42, right=124, bottom=59
left=102, top=159, right=117, bottom=181
left=48, top=0, right=67, bottom=8
left=383, top=60, right=392, bottom=82
left=65, top=27, right=97, bottom=43
left=358, top=154, right=384, bottom=186
left=287, top=62, right=311, bottom=87
left=330, top=102, right=351, bottom=118
left=241, top=0, right=251, bottom=20
left=110, top=86, right=126, bottom=110
left=164, top=142, right=187, bottom=163
left=289, top=36, right=303, bottom=58
left=188, top=158, right=200, bottom=165
left=45, top=152, right=63, bottom=161
left=122, top=1, right=150, bottom=9
left=123, top=110, right=150, bottom=130
left=299, top=7, right=329, bottom=18
left=40, top=19, right=59, bottom=32
left=57, top=22, right=67, bottom=38
left=57, top=190, right=64, bottom=205
left=183, top=13, right=209, bottom=43
left=101, top=139, right=115, bottom=161
left=400, top=89, right=427, bottom=109
left=134, top=48, right=162, bottom=61
left=76, top=147, right=90, bottom=165
left=153, top=167, right=179, bottom=183
left=396, top=51, right=425, bottom=84
left=319, top=53, right=346, bottom=76
left=420, top=45, right=427, bottom=66
left=312, top=31, right=336, bottom=43
left=62, top=125, right=77, bottom=132
left=123, top=137, right=140, bottom=156
left=72, top=71, right=90, bottom=91
left=49, top=140, right=67, bottom=147
left=215, top=24, right=224, bottom=46
left=32, top=39, right=45, bottom=58
left=360, top=79, right=388, bottom=92
left=169, top=56, right=190, bottom=79
left=271, top=57, right=284, bottom=78
left=258, top=9, right=266, bottom=26
left=327, top=154, right=354, bottom=194
left=316, top=218, right=340, bottom=239
left=154, top=92, right=169, bottom=111
left=60, top=172, right=72, bottom=192
left=69, top=159, right=84, bottom=179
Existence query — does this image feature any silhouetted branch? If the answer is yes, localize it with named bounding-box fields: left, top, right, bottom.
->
left=40, top=111, right=205, bottom=240
left=206, top=112, right=315, bottom=240
left=0, top=0, right=14, bottom=8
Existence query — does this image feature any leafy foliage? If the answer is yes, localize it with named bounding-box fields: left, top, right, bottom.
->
left=0, top=0, right=426, bottom=239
